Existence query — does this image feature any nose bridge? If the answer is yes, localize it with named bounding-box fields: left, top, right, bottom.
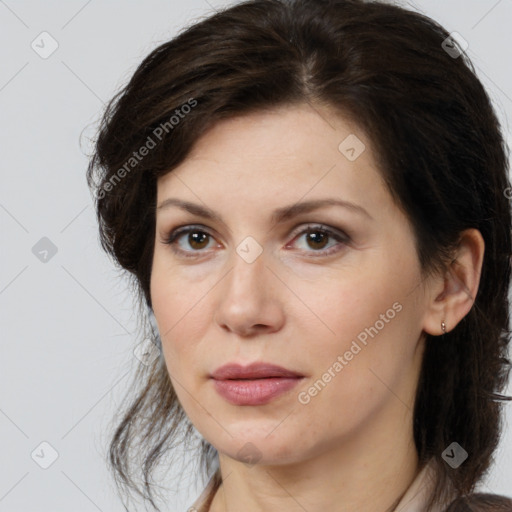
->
left=214, top=234, right=284, bottom=334
left=227, top=235, right=268, bottom=297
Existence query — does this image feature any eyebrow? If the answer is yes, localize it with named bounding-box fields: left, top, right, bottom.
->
left=156, top=197, right=373, bottom=226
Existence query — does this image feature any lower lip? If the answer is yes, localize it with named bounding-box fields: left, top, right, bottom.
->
left=212, top=377, right=303, bottom=405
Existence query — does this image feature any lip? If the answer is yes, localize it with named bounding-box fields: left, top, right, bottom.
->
left=210, top=362, right=304, bottom=380
left=210, top=362, right=304, bottom=406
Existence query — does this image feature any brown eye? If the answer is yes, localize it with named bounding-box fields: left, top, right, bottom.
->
left=163, top=226, right=217, bottom=258
left=304, top=230, right=330, bottom=250
left=286, top=224, right=350, bottom=257
left=186, top=231, right=210, bottom=250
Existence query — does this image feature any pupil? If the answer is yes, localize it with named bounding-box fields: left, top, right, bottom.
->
left=308, top=231, right=327, bottom=249
left=190, top=232, right=207, bottom=249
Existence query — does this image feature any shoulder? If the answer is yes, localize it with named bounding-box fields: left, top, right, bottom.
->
left=444, top=493, right=512, bottom=511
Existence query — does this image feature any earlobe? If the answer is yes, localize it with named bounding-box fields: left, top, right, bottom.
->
left=422, top=228, right=485, bottom=337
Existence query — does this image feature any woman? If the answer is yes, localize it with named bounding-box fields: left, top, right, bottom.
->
left=86, top=0, right=512, bottom=510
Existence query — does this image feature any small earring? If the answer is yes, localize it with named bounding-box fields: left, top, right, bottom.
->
left=441, top=321, right=446, bottom=334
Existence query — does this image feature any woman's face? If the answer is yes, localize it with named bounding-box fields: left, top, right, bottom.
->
left=150, top=104, right=434, bottom=466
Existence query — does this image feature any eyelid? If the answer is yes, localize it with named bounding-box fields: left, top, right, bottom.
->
left=288, top=222, right=348, bottom=241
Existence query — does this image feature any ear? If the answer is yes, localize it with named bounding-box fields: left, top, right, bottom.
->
left=422, top=228, right=485, bottom=336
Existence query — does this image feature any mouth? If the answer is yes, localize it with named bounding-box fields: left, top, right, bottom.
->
left=210, top=362, right=304, bottom=405
left=211, top=376, right=303, bottom=405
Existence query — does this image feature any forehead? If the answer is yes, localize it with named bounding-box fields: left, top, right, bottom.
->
left=156, top=104, right=389, bottom=218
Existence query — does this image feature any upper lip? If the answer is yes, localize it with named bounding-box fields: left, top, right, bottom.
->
left=210, top=362, right=304, bottom=380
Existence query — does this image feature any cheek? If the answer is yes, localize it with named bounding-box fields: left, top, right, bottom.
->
left=292, top=256, right=418, bottom=378
left=150, top=260, right=215, bottom=379
left=150, top=267, right=187, bottom=364
left=292, top=278, right=415, bottom=431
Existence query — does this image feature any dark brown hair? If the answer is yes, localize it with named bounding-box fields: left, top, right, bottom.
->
left=86, top=0, right=512, bottom=510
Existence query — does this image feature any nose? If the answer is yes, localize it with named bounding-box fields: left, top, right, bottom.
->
left=214, top=246, right=285, bottom=337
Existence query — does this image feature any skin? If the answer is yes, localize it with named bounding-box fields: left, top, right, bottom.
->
left=150, top=103, right=484, bottom=512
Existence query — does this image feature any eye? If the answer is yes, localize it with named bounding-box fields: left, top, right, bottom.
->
left=286, top=224, right=350, bottom=257
left=161, top=225, right=219, bottom=258
left=161, top=223, right=350, bottom=258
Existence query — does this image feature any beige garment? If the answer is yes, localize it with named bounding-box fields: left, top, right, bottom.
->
left=188, top=458, right=455, bottom=512
left=394, top=459, right=456, bottom=512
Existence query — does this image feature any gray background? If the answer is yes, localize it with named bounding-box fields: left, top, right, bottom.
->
left=1, top=1, right=511, bottom=511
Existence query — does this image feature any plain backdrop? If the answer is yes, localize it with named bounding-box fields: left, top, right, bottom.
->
left=1, top=1, right=511, bottom=511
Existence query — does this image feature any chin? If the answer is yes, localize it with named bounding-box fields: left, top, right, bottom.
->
left=212, top=431, right=310, bottom=467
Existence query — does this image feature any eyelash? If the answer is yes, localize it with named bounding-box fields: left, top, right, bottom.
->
left=161, top=223, right=350, bottom=259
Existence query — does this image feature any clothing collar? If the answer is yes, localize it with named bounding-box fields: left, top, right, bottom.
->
left=394, top=458, right=442, bottom=512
